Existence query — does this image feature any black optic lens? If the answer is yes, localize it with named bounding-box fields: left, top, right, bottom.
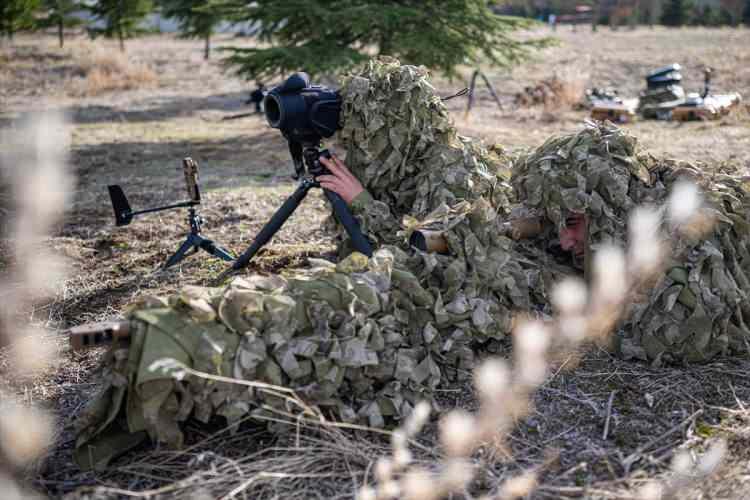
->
left=264, top=94, right=282, bottom=128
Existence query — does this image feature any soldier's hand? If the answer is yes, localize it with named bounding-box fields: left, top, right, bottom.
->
left=318, top=153, right=364, bottom=206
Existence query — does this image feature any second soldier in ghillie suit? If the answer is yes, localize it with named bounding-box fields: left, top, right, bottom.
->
left=74, top=58, right=558, bottom=469
left=511, top=120, right=750, bottom=366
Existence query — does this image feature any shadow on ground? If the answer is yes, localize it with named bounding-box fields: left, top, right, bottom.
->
left=67, top=91, right=254, bottom=124
left=68, top=129, right=296, bottom=232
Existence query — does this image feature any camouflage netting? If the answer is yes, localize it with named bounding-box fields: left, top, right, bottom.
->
left=512, top=121, right=650, bottom=254
left=336, top=56, right=514, bottom=249
left=511, top=121, right=750, bottom=364
left=75, top=58, right=560, bottom=470
left=622, top=162, right=750, bottom=364
left=76, top=251, right=432, bottom=469
left=339, top=57, right=558, bottom=337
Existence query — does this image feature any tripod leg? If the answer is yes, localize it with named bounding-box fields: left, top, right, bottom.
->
left=480, top=71, right=504, bottom=111
left=197, top=237, right=234, bottom=261
left=226, top=180, right=312, bottom=273
left=163, top=236, right=198, bottom=269
left=464, top=70, right=480, bottom=118
left=323, top=189, right=372, bottom=257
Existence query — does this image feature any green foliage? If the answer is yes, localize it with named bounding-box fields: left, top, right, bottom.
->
left=660, top=0, right=693, bottom=25
left=691, top=5, right=720, bottom=25
left=220, top=0, right=547, bottom=81
left=38, top=0, right=84, bottom=47
left=745, top=0, right=750, bottom=25
left=158, top=0, right=225, bottom=58
left=88, top=0, right=154, bottom=49
left=0, top=0, right=41, bottom=39
left=719, top=6, right=736, bottom=25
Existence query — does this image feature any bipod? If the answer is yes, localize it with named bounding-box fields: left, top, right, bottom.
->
left=464, top=69, right=504, bottom=118
left=213, top=144, right=372, bottom=284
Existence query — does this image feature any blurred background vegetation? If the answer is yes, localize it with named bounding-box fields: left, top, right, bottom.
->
left=1, top=0, right=748, bottom=81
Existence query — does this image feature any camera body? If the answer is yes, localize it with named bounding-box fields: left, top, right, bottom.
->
left=264, top=73, right=341, bottom=145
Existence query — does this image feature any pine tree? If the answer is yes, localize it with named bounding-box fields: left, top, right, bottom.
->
left=38, top=0, right=84, bottom=47
left=158, top=0, right=224, bottom=59
left=221, top=0, right=547, bottom=81
left=660, top=0, right=692, bottom=25
left=88, top=0, right=153, bottom=51
left=0, top=0, right=41, bottom=41
left=692, top=5, right=719, bottom=25
left=744, top=0, right=750, bottom=25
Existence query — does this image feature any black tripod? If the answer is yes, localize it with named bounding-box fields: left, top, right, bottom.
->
left=214, top=143, right=372, bottom=282
left=163, top=205, right=234, bottom=268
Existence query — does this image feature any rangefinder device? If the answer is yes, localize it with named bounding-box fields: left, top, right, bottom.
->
left=263, top=72, right=342, bottom=144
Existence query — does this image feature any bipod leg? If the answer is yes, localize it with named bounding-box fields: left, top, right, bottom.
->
left=163, top=234, right=199, bottom=269
left=212, top=179, right=314, bottom=284
left=479, top=71, right=504, bottom=111
left=464, top=69, right=480, bottom=119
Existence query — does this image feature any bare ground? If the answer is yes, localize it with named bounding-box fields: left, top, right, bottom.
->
left=1, top=26, right=750, bottom=499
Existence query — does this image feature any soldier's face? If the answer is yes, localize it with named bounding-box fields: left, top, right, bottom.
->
left=559, top=213, right=586, bottom=260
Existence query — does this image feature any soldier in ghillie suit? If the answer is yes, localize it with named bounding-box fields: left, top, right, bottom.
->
left=511, top=120, right=750, bottom=365
left=74, top=58, right=558, bottom=469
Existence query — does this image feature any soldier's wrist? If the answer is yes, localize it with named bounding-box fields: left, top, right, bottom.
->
left=350, top=189, right=374, bottom=212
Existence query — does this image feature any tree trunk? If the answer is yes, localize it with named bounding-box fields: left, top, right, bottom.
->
left=592, top=0, right=600, bottom=31
left=58, top=18, right=64, bottom=48
left=204, top=33, right=210, bottom=60
left=378, top=32, right=393, bottom=56
left=118, top=25, right=124, bottom=52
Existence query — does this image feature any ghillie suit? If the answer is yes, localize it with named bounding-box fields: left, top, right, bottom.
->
left=338, top=57, right=557, bottom=333
left=512, top=121, right=750, bottom=364
left=75, top=58, right=557, bottom=470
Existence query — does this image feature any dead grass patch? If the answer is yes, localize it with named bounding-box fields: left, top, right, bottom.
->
left=513, top=71, right=588, bottom=111
left=67, top=49, right=158, bottom=97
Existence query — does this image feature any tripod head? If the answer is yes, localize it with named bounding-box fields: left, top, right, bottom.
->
left=286, top=140, right=332, bottom=181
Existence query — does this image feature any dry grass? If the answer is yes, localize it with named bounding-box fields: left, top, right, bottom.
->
left=513, top=72, right=588, bottom=112
left=69, top=50, right=158, bottom=97
left=0, top=113, right=73, bottom=500
left=0, top=27, right=749, bottom=500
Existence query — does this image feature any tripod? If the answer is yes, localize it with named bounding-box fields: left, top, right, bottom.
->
left=163, top=205, right=234, bottom=268
left=214, top=144, right=372, bottom=282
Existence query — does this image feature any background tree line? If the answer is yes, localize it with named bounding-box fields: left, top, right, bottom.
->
left=499, top=0, right=750, bottom=27
left=0, top=0, right=221, bottom=53
left=0, top=0, right=550, bottom=76
left=1, top=0, right=749, bottom=82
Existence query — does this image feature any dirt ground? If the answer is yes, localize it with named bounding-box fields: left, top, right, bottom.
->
left=1, top=26, right=750, bottom=499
